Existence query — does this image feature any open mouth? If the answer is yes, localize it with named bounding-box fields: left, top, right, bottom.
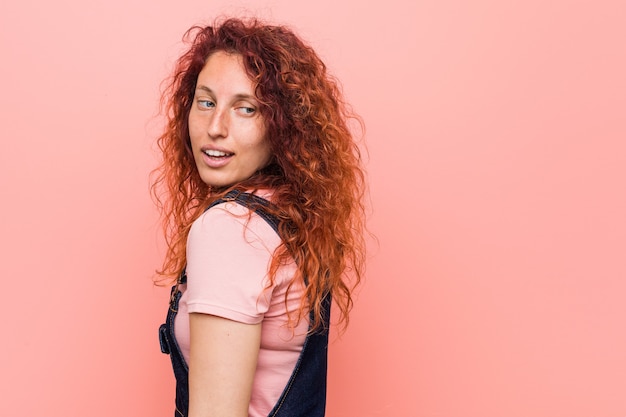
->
left=203, top=149, right=234, bottom=158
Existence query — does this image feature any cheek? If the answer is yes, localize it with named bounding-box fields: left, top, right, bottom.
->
left=260, top=140, right=272, bottom=163
left=187, top=116, right=202, bottom=146
left=253, top=130, right=271, bottom=164
left=256, top=123, right=270, bottom=159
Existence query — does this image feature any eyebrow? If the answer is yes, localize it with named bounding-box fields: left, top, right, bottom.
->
left=195, top=85, right=257, bottom=101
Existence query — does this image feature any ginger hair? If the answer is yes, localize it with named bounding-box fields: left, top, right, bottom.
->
left=151, top=17, right=366, bottom=332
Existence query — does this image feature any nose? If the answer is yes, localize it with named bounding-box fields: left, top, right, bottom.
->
left=207, top=107, right=228, bottom=139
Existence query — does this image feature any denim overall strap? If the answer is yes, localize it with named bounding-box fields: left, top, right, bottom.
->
left=158, top=191, right=331, bottom=416
left=158, top=280, right=189, bottom=416
left=268, top=294, right=331, bottom=417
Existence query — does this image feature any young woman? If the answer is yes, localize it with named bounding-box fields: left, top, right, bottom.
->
left=153, top=18, right=366, bottom=417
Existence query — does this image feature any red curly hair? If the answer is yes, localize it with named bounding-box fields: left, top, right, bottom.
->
left=151, top=17, right=366, bottom=332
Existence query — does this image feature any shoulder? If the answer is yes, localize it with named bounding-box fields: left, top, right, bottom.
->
left=188, top=198, right=281, bottom=255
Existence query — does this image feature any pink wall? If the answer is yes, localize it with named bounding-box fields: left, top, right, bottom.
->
left=1, top=1, right=624, bottom=416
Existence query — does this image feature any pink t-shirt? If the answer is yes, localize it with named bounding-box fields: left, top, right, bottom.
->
left=174, top=199, right=308, bottom=417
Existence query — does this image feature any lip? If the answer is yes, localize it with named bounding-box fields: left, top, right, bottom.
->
left=199, top=146, right=234, bottom=169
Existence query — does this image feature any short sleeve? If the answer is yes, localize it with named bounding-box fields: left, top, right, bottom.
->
left=185, top=201, right=282, bottom=324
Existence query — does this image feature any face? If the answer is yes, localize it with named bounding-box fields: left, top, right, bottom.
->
left=188, top=51, right=271, bottom=188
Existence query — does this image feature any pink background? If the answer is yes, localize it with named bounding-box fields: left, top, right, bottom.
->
left=1, top=0, right=625, bottom=416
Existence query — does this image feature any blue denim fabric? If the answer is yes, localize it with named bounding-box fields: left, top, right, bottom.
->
left=159, top=191, right=330, bottom=417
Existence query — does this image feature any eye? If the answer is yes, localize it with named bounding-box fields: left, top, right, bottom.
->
left=197, top=99, right=215, bottom=109
left=237, top=106, right=256, bottom=115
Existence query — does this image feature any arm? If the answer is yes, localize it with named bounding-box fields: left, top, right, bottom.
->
left=186, top=204, right=278, bottom=416
left=188, top=313, right=261, bottom=417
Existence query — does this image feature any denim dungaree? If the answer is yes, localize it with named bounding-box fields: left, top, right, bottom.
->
left=159, top=191, right=331, bottom=417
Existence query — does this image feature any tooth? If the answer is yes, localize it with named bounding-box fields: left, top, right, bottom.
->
left=205, top=150, right=228, bottom=157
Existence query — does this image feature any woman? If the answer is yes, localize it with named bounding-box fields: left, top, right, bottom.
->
left=153, top=18, right=366, bottom=417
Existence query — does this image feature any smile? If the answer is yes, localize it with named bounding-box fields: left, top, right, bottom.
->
left=203, top=149, right=234, bottom=157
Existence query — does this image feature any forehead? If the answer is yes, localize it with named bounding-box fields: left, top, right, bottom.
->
left=196, top=51, right=254, bottom=91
